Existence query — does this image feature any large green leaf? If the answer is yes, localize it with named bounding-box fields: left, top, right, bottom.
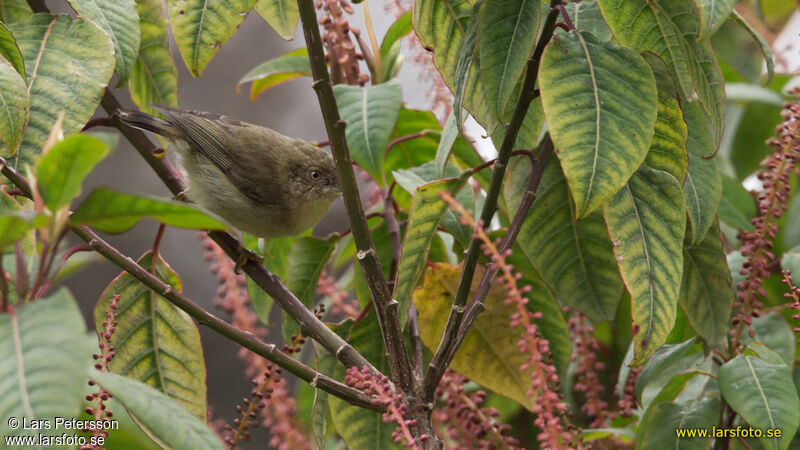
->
left=718, top=174, right=756, bottom=231
left=415, top=263, right=539, bottom=409
left=95, top=252, right=207, bottom=419
left=731, top=10, right=774, bottom=84
left=478, top=0, right=540, bottom=119
left=7, top=14, right=114, bottom=166
left=642, top=53, right=688, bottom=183
left=282, top=235, right=337, bottom=343
left=0, top=213, right=31, bottom=249
left=517, top=158, right=623, bottom=321
left=0, top=0, right=31, bottom=23
left=634, top=337, right=703, bottom=403
left=597, top=0, right=726, bottom=145
left=333, top=80, right=403, bottom=184
left=239, top=48, right=310, bottom=101
left=395, top=177, right=467, bottom=328
left=0, top=22, right=24, bottom=77
left=746, top=313, right=797, bottom=366
left=71, top=187, right=228, bottom=233
left=254, top=0, right=299, bottom=41
left=0, top=55, right=28, bottom=155
left=380, top=10, right=412, bottom=57
left=412, top=0, right=497, bottom=131
left=696, top=0, right=737, bottom=40
left=452, top=0, right=481, bottom=130
left=0, top=290, right=90, bottom=441
left=683, top=102, right=722, bottom=244
left=166, top=0, right=257, bottom=76
left=604, top=167, right=686, bottom=365
left=679, top=222, right=732, bottom=347
left=35, top=134, right=108, bottom=212
left=719, top=354, right=800, bottom=450
left=91, top=370, right=224, bottom=450
left=130, top=0, right=179, bottom=116
left=67, top=0, right=140, bottom=86
left=639, top=397, right=718, bottom=449
left=565, top=0, right=612, bottom=42
left=539, top=29, right=658, bottom=217
left=328, top=314, right=402, bottom=450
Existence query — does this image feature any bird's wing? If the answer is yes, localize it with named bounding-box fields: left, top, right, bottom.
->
left=152, top=105, right=235, bottom=172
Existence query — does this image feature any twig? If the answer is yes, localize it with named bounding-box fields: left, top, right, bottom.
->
left=70, top=225, right=381, bottom=411
left=385, top=130, right=439, bottom=156
left=297, top=0, right=413, bottom=392
left=422, top=1, right=562, bottom=402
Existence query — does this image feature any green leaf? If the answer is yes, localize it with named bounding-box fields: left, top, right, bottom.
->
left=479, top=0, right=540, bottom=119
left=434, top=112, right=459, bottom=177
left=639, top=397, right=718, bottom=449
left=642, top=53, right=688, bottom=183
left=254, top=0, right=299, bottom=41
left=166, top=0, right=257, bottom=76
left=130, top=0, right=179, bottom=116
left=517, top=158, right=623, bottom=321
left=679, top=222, right=733, bottom=347
left=604, top=167, right=686, bottom=365
left=683, top=102, right=722, bottom=244
left=7, top=14, right=114, bottom=165
left=395, top=177, right=467, bottom=329
left=634, top=337, right=702, bottom=403
left=539, top=30, right=658, bottom=217
left=91, top=370, right=225, bottom=450
left=719, top=354, right=800, bottom=450
left=597, top=0, right=726, bottom=145
left=565, top=0, right=612, bottom=42
left=282, top=235, right=338, bottom=343
left=35, top=134, right=108, bottom=212
left=0, top=55, right=28, bottom=155
left=730, top=101, right=782, bottom=180
left=0, top=0, right=31, bottom=23
left=95, top=251, right=207, bottom=419
left=239, top=48, right=310, bottom=101
left=731, top=9, right=774, bottom=84
left=719, top=174, right=756, bottom=231
left=452, top=0, right=481, bottom=130
left=66, top=0, right=140, bottom=86
left=696, top=0, right=737, bottom=40
left=333, top=80, right=403, bottom=184
left=0, top=22, right=25, bottom=78
left=71, top=187, right=228, bottom=233
left=413, top=0, right=498, bottom=131
left=415, top=263, right=540, bottom=409
left=0, top=290, right=90, bottom=440
left=746, top=312, right=797, bottom=366
left=0, top=213, right=31, bottom=249
left=328, top=314, right=403, bottom=450
left=380, top=10, right=412, bottom=57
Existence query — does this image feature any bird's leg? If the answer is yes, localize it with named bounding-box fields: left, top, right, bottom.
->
left=234, top=247, right=263, bottom=273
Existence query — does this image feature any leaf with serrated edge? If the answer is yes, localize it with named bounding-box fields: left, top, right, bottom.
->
left=35, top=134, right=108, bottom=212
left=0, top=56, right=28, bottom=155
left=683, top=101, right=722, bottom=244
left=604, top=167, right=686, bottom=366
left=95, top=251, right=208, bottom=419
left=718, top=354, right=800, bottom=450
left=67, top=0, right=140, bottom=86
left=255, top=0, right=299, bottom=41
left=642, top=53, right=688, bottom=183
left=130, top=0, right=178, bottom=116
left=539, top=30, right=658, bottom=217
left=91, top=370, right=224, bottom=450
left=517, top=158, right=623, bottom=321
left=333, top=80, right=402, bottom=185
left=479, top=0, right=540, bottom=119
left=0, top=290, right=90, bottom=440
left=71, top=187, right=228, bottom=233
left=413, top=0, right=497, bottom=131
left=167, top=0, right=257, bottom=76
left=679, top=222, right=733, bottom=347
left=7, top=14, right=114, bottom=165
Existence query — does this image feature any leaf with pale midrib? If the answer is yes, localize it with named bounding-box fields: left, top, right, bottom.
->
left=130, top=0, right=178, bottom=116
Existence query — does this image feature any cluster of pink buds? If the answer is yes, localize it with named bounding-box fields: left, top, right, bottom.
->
left=345, top=366, right=428, bottom=448
left=81, top=295, right=119, bottom=449
left=317, top=269, right=360, bottom=319
left=568, top=309, right=611, bottom=428
left=733, top=89, right=800, bottom=346
left=781, top=271, right=800, bottom=344
left=317, top=0, right=369, bottom=85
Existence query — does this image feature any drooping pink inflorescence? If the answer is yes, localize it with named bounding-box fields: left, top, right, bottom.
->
left=318, top=268, right=361, bottom=319
left=781, top=271, right=800, bottom=344
left=81, top=295, right=119, bottom=449
left=567, top=309, right=612, bottom=428
left=316, top=0, right=368, bottom=85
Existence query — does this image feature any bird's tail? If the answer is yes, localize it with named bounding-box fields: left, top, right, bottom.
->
left=115, top=110, right=176, bottom=138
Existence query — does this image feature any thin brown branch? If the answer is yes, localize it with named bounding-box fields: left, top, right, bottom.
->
left=422, top=0, right=562, bottom=402
left=297, top=0, right=413, bottom=392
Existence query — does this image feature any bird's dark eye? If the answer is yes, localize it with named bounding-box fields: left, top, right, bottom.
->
left=311, top=170, right=320, bottom=180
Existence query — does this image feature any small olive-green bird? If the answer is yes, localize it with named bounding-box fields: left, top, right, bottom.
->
left=117, top=105, right=341, bottom=239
